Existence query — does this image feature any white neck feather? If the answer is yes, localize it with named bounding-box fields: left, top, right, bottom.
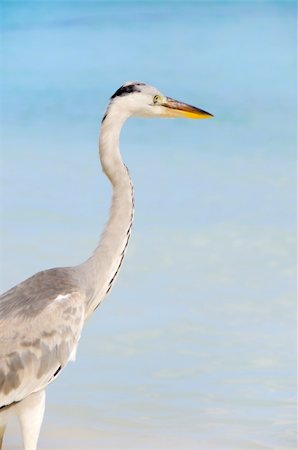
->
left=82, top=107, right=134, bottom=318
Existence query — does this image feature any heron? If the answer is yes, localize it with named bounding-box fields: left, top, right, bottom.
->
left=0, top=81, right=213, bottom=450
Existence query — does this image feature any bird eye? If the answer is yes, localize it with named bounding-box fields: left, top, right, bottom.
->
left=153, top=95, right=161, bottom=104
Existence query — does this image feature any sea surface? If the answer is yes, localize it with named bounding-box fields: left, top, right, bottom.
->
left=0, top=1, right=296, bottom=449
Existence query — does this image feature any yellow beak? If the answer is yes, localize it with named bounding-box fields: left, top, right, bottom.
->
left=162, top=97, right=213, bottom=119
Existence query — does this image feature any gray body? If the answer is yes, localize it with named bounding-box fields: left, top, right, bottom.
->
left=0, top=267, right=84, bottom=406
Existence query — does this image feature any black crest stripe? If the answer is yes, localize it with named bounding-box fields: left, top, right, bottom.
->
left=110, top=83, right=145, bottom=99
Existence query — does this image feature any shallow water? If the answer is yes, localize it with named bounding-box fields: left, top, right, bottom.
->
left=1, top=1, right=296, bottom=449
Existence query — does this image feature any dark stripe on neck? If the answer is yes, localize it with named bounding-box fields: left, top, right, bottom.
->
left=53, top=365, right=62, bottom=378
left=104, top=180, right=134, bottom=297
left=93, top=169, right=134, bottom=312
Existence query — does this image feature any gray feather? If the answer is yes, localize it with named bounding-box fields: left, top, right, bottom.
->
left=0, top=267, right=85, bottom=407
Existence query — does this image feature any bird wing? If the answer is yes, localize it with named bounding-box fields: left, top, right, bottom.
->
left=0, top=269, right=85, bottom=408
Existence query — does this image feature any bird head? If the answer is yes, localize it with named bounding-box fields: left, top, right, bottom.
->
left=103, top=81, right=213, bottom=122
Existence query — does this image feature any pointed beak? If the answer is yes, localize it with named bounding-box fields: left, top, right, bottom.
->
left=161, top=97, right=213, bottom=119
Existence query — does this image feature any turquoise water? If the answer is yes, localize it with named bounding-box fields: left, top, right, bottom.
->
left=1, top=1, right=296, bottom=449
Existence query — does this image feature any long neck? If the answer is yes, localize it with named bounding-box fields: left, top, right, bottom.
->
left=81, top=109, right=134, bottom=318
